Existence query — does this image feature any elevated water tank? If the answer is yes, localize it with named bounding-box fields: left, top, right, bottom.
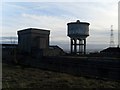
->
left=67, top=20, right=90, bottom=39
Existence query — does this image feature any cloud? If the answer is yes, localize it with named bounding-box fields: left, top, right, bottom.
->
left=3, top=0, right=120, bottom=3
left=2, top=2, right=119, bottom=49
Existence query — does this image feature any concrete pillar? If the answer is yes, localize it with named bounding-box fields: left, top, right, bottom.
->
left=79, top=39, right=80, bottom=54
left=71, top=38, right=73, bottom=53
left=81, top=40, right=83, bottom=54
left=84, top=39, right=86, bottom=54
left=74, top=39, right=77, bottom=54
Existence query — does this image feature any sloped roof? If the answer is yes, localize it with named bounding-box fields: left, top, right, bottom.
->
left=100, top=47, right=120, bottom=53
left=49, top=45, right=63, bottom=51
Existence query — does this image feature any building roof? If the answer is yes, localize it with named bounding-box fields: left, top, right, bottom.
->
left=1, top=44, right=18, bottom=48
left=49, top=45, right=63, bottom=51
left=18, top=28, right=50, bottom=35
left=67, top=20, right=90, bottom=25
left=100, top=47, right=120, bottom=53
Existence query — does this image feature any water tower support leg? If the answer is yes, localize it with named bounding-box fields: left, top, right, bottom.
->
left=74, top=39, right=77, bottom=54
left=71, top=38, right=73, bottom=54
left=79, top=39, right=82, bottom=55
left=81, top=40, right=83, bottom=54
left=79, top=39, right=80, bottom=55
left=84, top=39, right=86, bottom=54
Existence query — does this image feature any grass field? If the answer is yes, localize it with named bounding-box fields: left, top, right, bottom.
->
left=2, top=63, right=120, bottom=88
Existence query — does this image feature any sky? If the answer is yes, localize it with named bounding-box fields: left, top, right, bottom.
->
left=118, top=1, right=120, bottom=46
left=1, top=0, right=120, bottom=51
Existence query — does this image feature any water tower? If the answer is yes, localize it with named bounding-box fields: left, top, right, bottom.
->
left=67, top=20, right=90, bottom=55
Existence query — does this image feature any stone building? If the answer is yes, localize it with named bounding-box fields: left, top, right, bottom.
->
left=17, top=28, right=50, bottom=53
left=2, top=44, right=18, bottom=63
left=43, top=45, right=65, bottom=56
left=100, top=47, right=120, bottom=57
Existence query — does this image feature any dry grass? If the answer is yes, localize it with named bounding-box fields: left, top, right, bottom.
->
left=2, top=63, right=120, bottom=89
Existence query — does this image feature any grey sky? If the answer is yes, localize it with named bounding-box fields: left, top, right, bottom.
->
left=1, top=0, right=119, bottom=51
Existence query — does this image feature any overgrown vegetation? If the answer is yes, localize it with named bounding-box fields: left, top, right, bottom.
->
left=2, top=63, right=120, bottom=88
